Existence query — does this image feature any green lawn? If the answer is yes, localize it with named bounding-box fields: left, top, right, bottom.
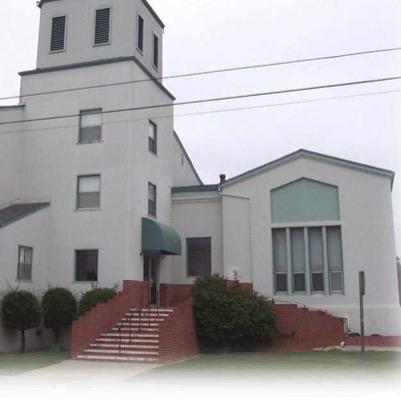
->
left=0, top=350, right=68, bottom=376
left=134, top=351, right=401, bottom=385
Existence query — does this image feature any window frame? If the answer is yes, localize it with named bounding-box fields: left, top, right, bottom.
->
left=17, top=245, right=33, bottom=282
left=78, top=109, right=103, bottom=144
left=186, top=237, right=212, bottom=278
left=148, top=182, right=157, bottom=218
left=75, top=249, right=99, bottom=282
left=137, top=13, right=144, bottom=54
left=93, top=6, right=112, bottom=47
left=76, top=174, right=101, bottom=210
left=152, top=32, right=159, bottom=70
left=49, top=14, right=67, bottom=53
left=272, top=224, right=344, bottom=296
left=148, top=120, right=158, bottom=155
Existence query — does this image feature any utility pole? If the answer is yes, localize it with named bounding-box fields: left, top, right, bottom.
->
left=359, top=271, right=366, bottom=354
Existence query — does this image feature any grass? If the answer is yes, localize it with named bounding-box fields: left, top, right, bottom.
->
left=0, top=350, right=68, bottom=376
left=133, top=351, right=401, bottom=385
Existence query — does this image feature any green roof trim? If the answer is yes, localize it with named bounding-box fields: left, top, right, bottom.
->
left=0, top=202, right=50, bottom=229
left=221, top=149, right=395, bottom=189
left=173, top=132, right=203, bottom=185
left=142, top=217, right=182, bottom=255
left=37, top=0, right=165, bottom=29
left=172, top=185, right=219, bottom=194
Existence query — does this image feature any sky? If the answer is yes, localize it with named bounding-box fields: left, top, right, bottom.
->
left=0, top=0, right=400, bottom=255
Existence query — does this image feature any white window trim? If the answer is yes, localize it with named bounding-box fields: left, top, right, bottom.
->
left=152, top=31, right=159, bottom=71
left=76, top=174, right=102, bottom=211
left=93, top=6, right=112, bottom=47
left=136, top=13, right=144, bottom=55
left=49, top=14, right=68, bottom=54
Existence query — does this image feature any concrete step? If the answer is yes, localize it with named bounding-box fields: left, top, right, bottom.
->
left=126, top=312, right=169, bottom=318
left=90, top=343, right=159, bottom=350
left=112, top=327, right=158, bottom=332
left=83, top=348, right=159, bottom=356
left=121, top=317, right=165, bottom=323
left=116, top=322, right=160, bottom=327
left=96, top=337, right=159, bottom=344
left=130, top=308, right=174, bottom=313
left=76, top=354, right=159, bottom=363
left=101, top=332, right=159, bottom=338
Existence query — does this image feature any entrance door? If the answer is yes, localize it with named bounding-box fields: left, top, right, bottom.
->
left=143, top=255, right=159, bottom=306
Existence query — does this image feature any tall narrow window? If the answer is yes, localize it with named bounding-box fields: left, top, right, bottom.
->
left=327, top=226, right=344, bottom=292
left=291, top=228, right=306, bottom=292
left=79, top=109, right=102, bottom=143
left=309, top=227, right=324, bottom=292
left=137, top=14, right=144, bottom=52
left=77, top=175, right=101, bottom=209
left=273, top=229, right=288, bottom=292
left=187, top=238, right=212, bottom=277
left=148, top=121, right=157, bottom=154
left=17, top=246, right=33, bottom=281
left=95, top=8, right=111, bottom=45
left=148, top=183, right=157, bottom=217
left=75, top=250, right=98, bottom=281
left=50, top=16, right=66, bottom=52
left=152, top=33, right=159, bottom=68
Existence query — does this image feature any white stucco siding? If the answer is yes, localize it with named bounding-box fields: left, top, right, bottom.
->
left=36, top=0, right=164, bottom=77
left=171, top=195, right=223, bottom=284
left=221, top=156, right=400, bottom=335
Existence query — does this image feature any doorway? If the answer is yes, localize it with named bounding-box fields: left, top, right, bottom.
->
left=143, top=255, right=159, bottom=307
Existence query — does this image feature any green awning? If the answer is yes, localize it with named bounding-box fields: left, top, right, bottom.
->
left=141, top=217, right=182, bottom=255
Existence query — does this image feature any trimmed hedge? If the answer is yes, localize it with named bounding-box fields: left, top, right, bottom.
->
left=78, top=287, right=116, bottom=316
left=192, top=275, right=277, bottom=350
left=42, top=287, right=77, bottom=345
left=1, top=290, right=41, bottom=352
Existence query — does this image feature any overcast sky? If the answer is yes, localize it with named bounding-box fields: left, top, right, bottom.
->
left=1, top=0, right=400, bottom=255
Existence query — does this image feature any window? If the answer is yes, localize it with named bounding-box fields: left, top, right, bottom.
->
left=272, top=229, right=287, bottom=292
left=148, top=183, right=157, bottom=217
left=272, top=226, right=344, bottom=295
left=77, top=175, right=101, bottom=209
left=75, top=250, right=98, bottom=281
left=327, top=226, right=344, bottom=292
left=291, top=228, right=306, bottom=292
left=94, top=8, right=111, bottom=45
left=309, top=227, right=324, bottom=292
left=79, top=109, right=102, bottom=143
left=137, top=14, right=144, bottom=52
left=17, top=246, right=33, bottom=281
left=152, top=33, right=159, bottom=68
left=148, top=121, right=157, bottom=154
left=187, top=238, right=211, bottom=277
left=50, top=16, right=66, bottom=52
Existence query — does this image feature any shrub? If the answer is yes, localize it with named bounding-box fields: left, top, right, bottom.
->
left=42, top=287, right=77, bottom=346
left=1, top=289, right=41, bottom=352
left=78, top=287, right=116, bottom=316
left=192, top=275, right=277, bottom=350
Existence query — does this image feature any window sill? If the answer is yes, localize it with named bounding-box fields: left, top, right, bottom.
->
left=93, top=42, right=111, bottom=47
left=149, top=149, right=158, bottom=157
left=16, top=279, right=33, bottom=283
left=49, top=48, right=66, bottom=54
left=136, top=47, right=144, bottom=56
left=75, top=208, right=102, bottom=212
left=152, top=64, right=159, bottom=72
left=77, top=141, right=103, bottom=145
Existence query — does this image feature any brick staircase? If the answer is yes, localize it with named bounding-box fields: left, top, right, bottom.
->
left=271, top=303, right=346, bottom=351
left=76, top=308, right=173, bottom=363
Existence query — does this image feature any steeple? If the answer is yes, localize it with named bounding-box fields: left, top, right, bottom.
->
left=36, top=0, right=164, bottom=77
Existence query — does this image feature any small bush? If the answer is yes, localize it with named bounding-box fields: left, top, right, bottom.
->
left=1, top=289, right=41, bottom=352
left=192, top=275, right=277, bottom=350
left=42, top=287, right=77, bottom=346
left=78, top=287, right=116, bottom=316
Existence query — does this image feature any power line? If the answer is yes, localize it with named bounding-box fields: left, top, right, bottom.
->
left=0, top=88, right=399, bottom=136
left=0, top=46, right=400, bottom=102
left=1, top=75, right=400, bottom=127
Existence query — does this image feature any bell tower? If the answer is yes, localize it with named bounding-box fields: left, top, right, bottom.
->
left=36, top=0, right=164, bottom=77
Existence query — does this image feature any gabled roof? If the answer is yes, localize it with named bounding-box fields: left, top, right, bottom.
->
left=37, top=0, right=165, bottom=29
left=221, top=149, right=395, bottom=189
left=0, top=202, right=50, bottom=228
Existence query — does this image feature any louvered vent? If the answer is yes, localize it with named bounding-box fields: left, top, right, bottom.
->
left=95, top=8, right=111, bottom=45
left=50, top=16, right=66, bottom=52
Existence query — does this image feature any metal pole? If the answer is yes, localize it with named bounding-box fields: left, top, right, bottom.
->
left=359, top=271, right=366, bottom=354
